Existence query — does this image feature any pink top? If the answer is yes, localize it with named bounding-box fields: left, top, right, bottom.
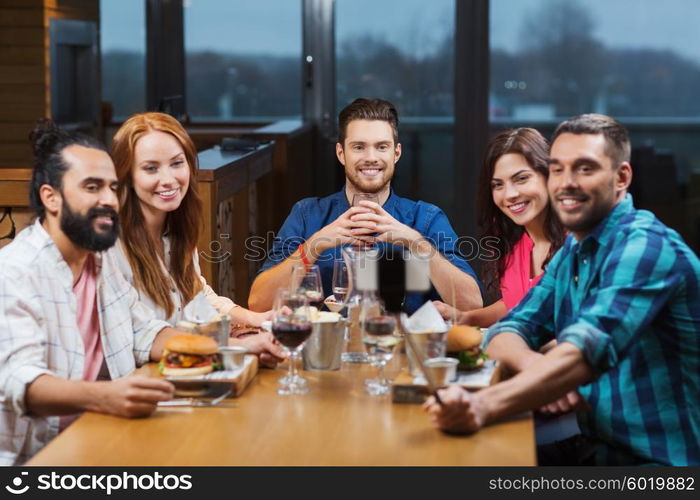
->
left=61, top=254, right=104, bottom=431
left=500, top=232, right=543, bottom=311
left=73, top=254, right=104, bottom=382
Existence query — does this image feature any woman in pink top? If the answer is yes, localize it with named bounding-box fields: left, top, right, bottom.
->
left=436, top=128, right=565, bottom=327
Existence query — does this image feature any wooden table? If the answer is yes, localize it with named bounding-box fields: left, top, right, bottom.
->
left=28, top=362, right=535, bottom=466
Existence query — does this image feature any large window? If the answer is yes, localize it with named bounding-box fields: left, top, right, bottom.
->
left=491, top=0, right=700, bottom=251
left=336, top=0, right=456, bottom=217
left=100, top=0, right=146, bottom=119
left=97, top=1, right=699, bottom=249
left=184, top=0, right=302, bottom=121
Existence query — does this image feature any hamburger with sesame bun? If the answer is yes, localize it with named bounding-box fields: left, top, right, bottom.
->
left=160, top=334, right=219, bottom=377
left=447, top=325, right=487, bottom=370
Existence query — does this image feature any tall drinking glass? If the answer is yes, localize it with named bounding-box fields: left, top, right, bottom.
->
left=341, top=247, right=369, bottom=363
left=361, top=297, right=399, bottom=395
left=351, top=193, right=379, bottom=207
left=351, top=194, right=379, bottom=249
left=291, top=264, right=324, bottom=310
left=271, top=289, right=312, bottom=395
left=331, top=258, right=350, bottom=309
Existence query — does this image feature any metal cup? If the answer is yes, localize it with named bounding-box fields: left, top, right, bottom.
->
left=302, top=318, right=346, bottom=370
left=218, top=346, right=248, bottom=371
left=423, top=357, right=458, bottom=386
left=405, top=330, right=448, bottom=378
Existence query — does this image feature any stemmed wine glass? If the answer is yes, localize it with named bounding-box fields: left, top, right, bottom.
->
left=361, top=296, right=399, bottom=396
left=271, top=289, right=312, bottom=395
left=291, top=264, right=324, bottom=310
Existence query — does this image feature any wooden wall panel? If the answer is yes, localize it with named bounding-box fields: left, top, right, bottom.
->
left=0, top=0, right=99, bottom=170
left=197, top=181, right=218, bottom=289
left=0, top=3, right=44, bottom=169
left=0, top=181, right=30, bottom=206
left=0, top=65, right=44, bottom=84
left=0, top=8, right=44, bottom=26
left=230, top=189, right=249, bottom=306
left=216, top=197, right=235, bottom=300
left=0, top=143, right=32, bottom=163
left=0, top=27, right=44, bottom=45
left=0, top=122, right=35, bottom=142
left=0, top=1, right=43, bottom=8
left=0, top=109, right=45, bottom=125
left=0, top=46, right=44, bottom=65
left=0, top=84, right=45, bottom=115
left=0, top=169, right=31, bottom=208
left=0, top=83, right=45, bottom=104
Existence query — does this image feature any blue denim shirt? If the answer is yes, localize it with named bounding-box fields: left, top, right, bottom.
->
left=258, top=189, right=482, bottom=313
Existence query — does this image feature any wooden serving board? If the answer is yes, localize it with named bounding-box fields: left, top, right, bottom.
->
left=391, top=360, right=502, bottom=404
left=135, top=354, right=259, bottom=397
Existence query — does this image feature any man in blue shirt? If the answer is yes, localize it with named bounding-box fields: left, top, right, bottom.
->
left=425, top=114, right=700, bottom=465
left=249, top=98, right=483, bottom=312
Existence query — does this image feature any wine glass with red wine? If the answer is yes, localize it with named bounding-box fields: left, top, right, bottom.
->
left=272, top=289, right=312, bottom=395
left=291, top=264, right=324, bottom=310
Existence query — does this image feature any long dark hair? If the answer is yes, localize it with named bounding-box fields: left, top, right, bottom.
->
left=476, top=128, right=566, bottom=295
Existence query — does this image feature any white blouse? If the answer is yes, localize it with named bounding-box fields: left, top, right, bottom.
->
left=110, top=236, right=236, bottom=326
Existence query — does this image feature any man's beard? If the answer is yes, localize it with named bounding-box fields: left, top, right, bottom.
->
left=346, top=166, right=392, bottom=194
left=348, top=177, right=388, bottom=194
left=554, top=181, right=617, bottom=236
left=60, top=198, right=119, bottom=252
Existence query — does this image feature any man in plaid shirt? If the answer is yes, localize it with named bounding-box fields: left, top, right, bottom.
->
left=425, top=114, right=700, bottom=465
left=0, top=120, right=183, bottom=465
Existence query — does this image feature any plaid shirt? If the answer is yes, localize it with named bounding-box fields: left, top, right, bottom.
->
left=0, top=220, right=170, bottom=465
left=486, top=195, right=700, bottom=465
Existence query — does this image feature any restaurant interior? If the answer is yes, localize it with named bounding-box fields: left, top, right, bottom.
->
left=0, top=0, right=698, bottom=467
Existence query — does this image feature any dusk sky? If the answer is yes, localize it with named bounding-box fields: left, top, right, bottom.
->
left=101, top=0, right=700, bottom=64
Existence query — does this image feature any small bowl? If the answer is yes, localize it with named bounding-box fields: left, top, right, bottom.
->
left=218, top=346, right=248, bottom=371
left=324, top=295, right=345, bottom=313
left=423, top=357, right=459, bottom=386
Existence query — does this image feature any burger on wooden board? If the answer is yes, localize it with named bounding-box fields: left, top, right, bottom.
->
left=159, top=334, right=220, bottom=377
